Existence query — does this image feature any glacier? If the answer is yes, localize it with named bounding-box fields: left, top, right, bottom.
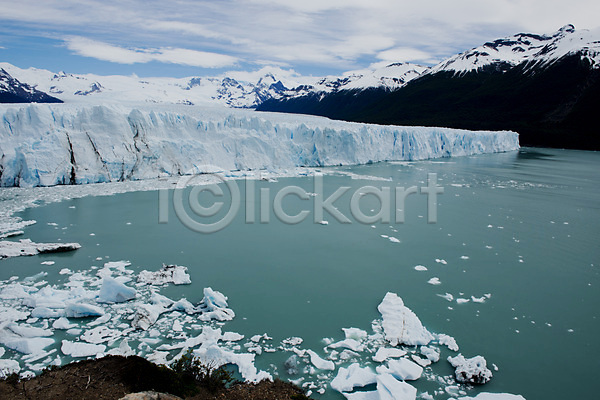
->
left=0, top=103, right=519, bottom=188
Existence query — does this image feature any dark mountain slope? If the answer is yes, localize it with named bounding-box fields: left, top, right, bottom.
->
left=0, top=68, right=63, bottom=104
left=258, top=55, right=600, bottom=150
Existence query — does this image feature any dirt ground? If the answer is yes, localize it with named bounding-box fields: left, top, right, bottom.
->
left=0, top=356, right=310, bottom=400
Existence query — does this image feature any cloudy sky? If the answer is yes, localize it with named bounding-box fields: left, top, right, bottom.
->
left=0, top=0, right=598, bottom=78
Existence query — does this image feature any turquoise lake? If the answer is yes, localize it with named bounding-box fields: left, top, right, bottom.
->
left=1, top=147, right=599, bottom=399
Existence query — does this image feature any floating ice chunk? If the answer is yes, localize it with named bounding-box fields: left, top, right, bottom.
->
left=414, top=265, right=427, bottom=271
left=456, top=298, right=470, bottom=304
left=222, top=332, right=244, bottom=342
left=331, top=363, right=377, bottom=393
left=457, top=393, right=526, bottom=400
left=284, top=354, right=300, bottom=375
left=193, top=344, right=272, bottom=382
left=8, top=323, right=52, bottom=338
left=173, top=320, right=183, bottom=332
left=427, top=277, right=441, bottom=285
left=97, top=277, right=136, bottom=303
left=138, top=264, right=191, bottom=285
left=106, top=339, right=135, bottom=357
left=343, top=391, right=380, bottom=400
left=147, top=350, right=170, bottom=365
left=40, top=261, right=55, bottom=265
left=329, top=338, right=364, bottom=352
left=65, top=303, right=105, bottom=318
left=437, top=293, right=454, bottom=302
left=306, top=349, right=335, bottom=371
left=87, top=313, right=112, bottom=327
left=0, top=359, right=20, bottom=378
left=52, top=317, right=75, bottom=330
left=339, top=349, right=361, bottom=361
left=373, top=348, right=407, bottom=363
left=420, top=346, right=440, bottom=362
left=61, top=340, right=106, bottom=357
left=460, top=256, right=469, bottom=260
left=389, top=237, right=401, bottom=243
left=198, top=288, right=235, bottom=321
left=0, top=307, right=29, bottom=325
left=378, top=293, right=434, bottom=346
left=131, top=304, right=164, bottom=330
left=81, top=326, right=121, bottom=344
left=376, top=373, right=417, bottom=400
left=471, top=296, right=487, bottom=303
left=169, top=298, right=199, bottom=314
left=282, top=337, right=303, bottom=346
left=0, top=284, right=30, bottom=300
left=410, top=355, right=430, bottom=367
left=448, top=354, right=493, bottom=384
left=376, top=358, right=423, bottom=381
left=0, top=239, right=81, bottom=259
left=343, top=327, right=368, bottom=341
left=436, top=334, right=459, bottom=351
left=435, top=259, right=447, bottom=265
left=0, top=330, right=54, bottom=354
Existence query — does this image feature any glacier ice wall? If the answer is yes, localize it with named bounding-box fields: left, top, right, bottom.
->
left=0, top=104, right=519, bottom=187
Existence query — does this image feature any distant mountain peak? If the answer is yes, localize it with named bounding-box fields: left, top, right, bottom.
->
left=428, top=25, right=599, bottom=76
left=0, top=68, right=62, bottom=103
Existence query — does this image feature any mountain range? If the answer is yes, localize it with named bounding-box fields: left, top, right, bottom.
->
left=1, top=25, right=598, bottom=149
left=258, top=25, right=600, bottom=150
left=0, top=61, right=426, bottom=108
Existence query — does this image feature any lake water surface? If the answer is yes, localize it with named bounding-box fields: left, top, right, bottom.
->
left=1, top=148, right=599, bottom=399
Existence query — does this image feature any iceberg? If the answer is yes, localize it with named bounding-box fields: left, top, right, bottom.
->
left=138, top=264, right=191, bottom=286
left=198, top=288, right=235, bottom=321
left=193, top=344, right=272, bottom=383
left=372, top=348, right=407, bottom=363
left=448, top=354, right=493, bottom=384
left=0, top=104, right=519, bottom=187
left=376, top=373, right=417, bottom=400
left=0, top=239, right=80, bottom=259
left=375, top=358, right=423, bottom=381
left=61, top=340, right=106, bottom=358
left=306, top=349, right=335, bottom=371
left=64, top=303, right=105, bottom=318
left=457, top=394, right=526, bottom=400
left=330, top=363, right=377, bottom=393
left=97, top=277, right=136, bottom=303
left=377, top=292, right=434, bottom=346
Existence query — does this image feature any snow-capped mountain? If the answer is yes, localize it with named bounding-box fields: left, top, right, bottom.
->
left=288, top=63, right=428, bottom=96
left=0, top=62, right=427, bottom=108
left=427, top=24, right=600, bottom=75
left=257, top=25, right=600, bottom=150
left=0, top=68, right=62, bottom=103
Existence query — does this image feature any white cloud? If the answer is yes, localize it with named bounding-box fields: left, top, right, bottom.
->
left=1, top=0, right=600, bottom=73
left=63, top=36, right=238, bottom=68
left=377, top=47, right=436, bottom=64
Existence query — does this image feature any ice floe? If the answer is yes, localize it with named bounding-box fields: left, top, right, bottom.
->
left=61, top=340, right=106, bottom=358
left=448, top=354, right=493, bottom=384
left=378, top=292, right=434, bottom=346
left=97, top=277, right=136, bottom=303
left=0, top=239, right=80, bottom=259
left=331, top=363, right=377, bottom=393
left=457, top=394, right=526, bottom=400
left=138, top=264, right=191, bottom=285
left=376, top=358, right=423, bottom=381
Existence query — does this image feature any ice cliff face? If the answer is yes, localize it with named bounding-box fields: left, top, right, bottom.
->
left=0, top=103, right=519, bottom=187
